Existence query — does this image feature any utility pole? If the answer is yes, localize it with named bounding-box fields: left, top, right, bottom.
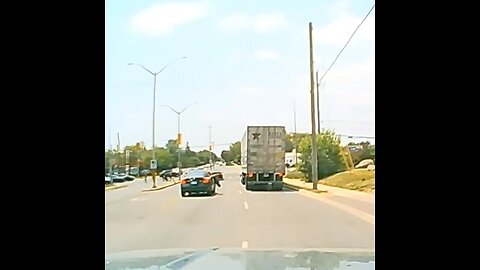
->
left=108, top=127, right=112, bottom=150
left=117, top=132, right=120, bottom=152
left=209, top=126, right=213, bottom=169
left=176, top=112, right=182, bottom=174
left=309, top=22, right=318, bottom=190
left=316, top=70, right=321, bottom=135
left=117, top=132, right=121, bottom=173
left=108, top=127, right=112, bottom=178
left=293, top=101, right=298, bottom=165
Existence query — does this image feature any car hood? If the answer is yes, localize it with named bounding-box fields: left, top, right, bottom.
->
left=105, top=248, right=374, bottom=270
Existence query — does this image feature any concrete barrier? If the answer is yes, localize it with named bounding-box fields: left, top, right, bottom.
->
left=142, top=181, right=179, bottom=192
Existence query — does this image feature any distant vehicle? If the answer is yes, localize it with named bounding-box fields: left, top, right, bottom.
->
left=128, top=167, right=139, bottom=177
left=159, top=169, right=179, bottom=179
left=109, top=173, right=135, bottom=183
left=180, top=169, right=217, bottom=197
left=140, top=169, right=151, bottom=176
left=105, top=176, right=112, bottom=185
left=241, top=126, right=286, bottom=191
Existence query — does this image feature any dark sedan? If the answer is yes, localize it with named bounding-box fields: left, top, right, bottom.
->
left=180, top=170, right=217, bottom=197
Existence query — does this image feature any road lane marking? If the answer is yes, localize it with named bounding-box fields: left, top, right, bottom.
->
left=238, top=190, right=242, bottom=194
left=299, top=189, right=374, bottom=225
left=131, top=197, right=148, bottom=202
left=244, top=201, right=249, bottom=210
left=242, top=241, right=248, bottom=248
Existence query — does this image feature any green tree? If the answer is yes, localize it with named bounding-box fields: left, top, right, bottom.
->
left=229, top=141, right=241, bottom=163
left=166, top=139, right=179, bottom=155
left=221, top=150, right=231, bottom=163
left=286, top=133, right=310, bottom=152
left=298, top=130, right=346, bottom=181
left=197, top=150, right=212, bottom=165
left=180, top=147, right=200, bottom=167
left=285, top=134, right=295, bottom=152
left=154, top=148, right=175, bottom=170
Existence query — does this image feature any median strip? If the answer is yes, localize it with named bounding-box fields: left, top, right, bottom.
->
left=105, top=184, right=128, bottom=191
left=142, top=181, right=179, bottom=192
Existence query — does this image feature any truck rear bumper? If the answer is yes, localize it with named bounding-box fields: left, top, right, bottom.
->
left=246, top=181, right=283, bottom=191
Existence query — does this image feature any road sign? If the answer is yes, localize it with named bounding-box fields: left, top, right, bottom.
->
left=150, top=159, right=157, bottom=170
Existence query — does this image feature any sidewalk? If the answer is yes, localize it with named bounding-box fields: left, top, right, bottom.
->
left=283, top=178, right=375, bottom=204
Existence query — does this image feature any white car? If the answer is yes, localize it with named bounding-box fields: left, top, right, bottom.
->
left=105, top=176, right=112, bottom=184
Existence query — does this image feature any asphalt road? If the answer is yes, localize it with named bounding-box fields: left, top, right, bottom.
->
left=105, top=166, right=374, bottom=254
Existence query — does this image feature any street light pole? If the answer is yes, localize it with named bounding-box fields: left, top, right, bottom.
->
left=152, top=75, right=157, bottom=159
left=209, top=126, right=213, bottom=170
left=161, top=103, right=197, bottom=175
left=129, top=56, right=186, bottom=188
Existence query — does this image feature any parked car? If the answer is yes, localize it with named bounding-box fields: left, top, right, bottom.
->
left=180, top=169, right=217, bottom=197
left=109, top=173, right=135, bottom=183
left=159, top=169, right=179, bottom=178
left=140, top=169, right=151, bottom=176
left=105, top=176, right=113, bottom=185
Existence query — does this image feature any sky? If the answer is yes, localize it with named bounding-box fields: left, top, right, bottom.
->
left=105, top=0, right=375, bottom=155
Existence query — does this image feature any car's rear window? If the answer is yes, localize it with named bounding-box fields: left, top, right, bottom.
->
left=185, top=170, right=207, bottom=178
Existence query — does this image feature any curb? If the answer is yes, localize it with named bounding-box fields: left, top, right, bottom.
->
left=283, top=181, right=328, bottom=194
left=142, top=181, right=179, bottom=192
left=105, top=184, right=128, bottom=191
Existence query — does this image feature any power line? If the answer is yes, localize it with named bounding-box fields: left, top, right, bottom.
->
left=338, top=134, right=375, bottom=139
left=187, top=143, right=232, bottom=149
left=322, top=120, right=374, bottom=125
left=319, top=4, right=375, bottom=82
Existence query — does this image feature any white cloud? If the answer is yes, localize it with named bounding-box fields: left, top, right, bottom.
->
left=325, top=0, right=351, bottom=18
left=130, top=2, right=209, bottom=37
left=314, top=14, right=375, bottom=47
left=239, top=86, right=264, bottom=95
left=221, top=13, right=249, bottom=31
left=320, top=56, right=375, bottom=123
left=325, top=56, right=375, bottom=89
left=219, top=12, right=288, bottom=33
left=253, top=50, right=279, bottom=60
left=255, top=12, right=287, bottom=32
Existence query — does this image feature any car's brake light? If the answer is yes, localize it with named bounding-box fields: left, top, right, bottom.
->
left=276, top=172, right=284, bottom=177
left=180, top=180, right=187, bottom=184
left=202, top=178, right=210, bottom=184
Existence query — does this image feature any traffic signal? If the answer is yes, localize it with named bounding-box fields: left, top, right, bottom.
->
left=177, top=133, right=183, bottom=145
